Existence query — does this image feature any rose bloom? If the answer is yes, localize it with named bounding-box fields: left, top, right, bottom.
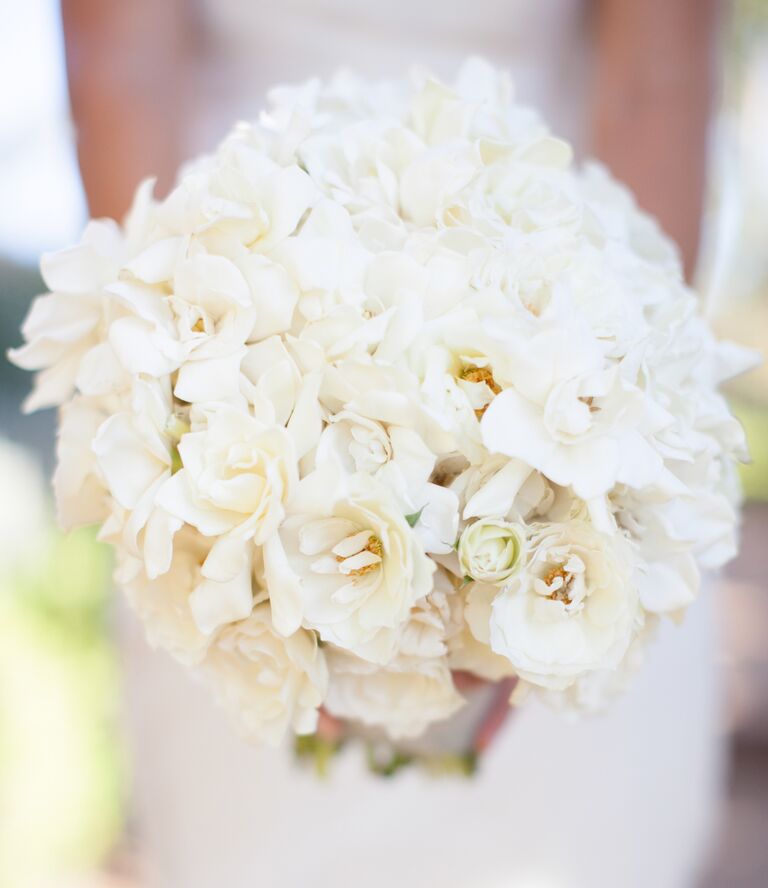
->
left=458, top=517, right=526, bottom=584
left=157, top=402, right=296, bottom=544
left=488, top=520, right=640, bottom=688
left=324, top=648, right=464, bottom=740
left=201, top=603, right=328, bottom=746
left=454, top=581, right=519, bottom=682
left=315, top=410, right=393, bottom=475
left=119, top=528, right=211, bottom=666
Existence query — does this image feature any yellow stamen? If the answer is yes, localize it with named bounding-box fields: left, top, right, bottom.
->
left=578, top=396, right=599, bottom=413
left=543, top=565, right=573, bottom=604
left=460, top=366, right=502, bottom=419
left=336, top=535, right=383, bottom=577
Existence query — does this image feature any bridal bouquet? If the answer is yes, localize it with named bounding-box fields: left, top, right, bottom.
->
left=11, top=60, right=753, bottom=757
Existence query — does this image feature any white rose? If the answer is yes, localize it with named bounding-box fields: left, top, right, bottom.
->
left=458, top=517, right=526, bottom=584
left=157, top=403, right=296, bottom=544
left=534, top=617, right=656, bottom=713
left=315, top=411, right=393, bottom=475
left=325, top=648, right=464, bottom=740
left=263, top=466, right=434, bottom=662
left=489, top=520, right=639, bottom=688
left=121, top=528, right=211, bottom=665
left=397, top=567, right=463, bottom=660
left=202, top=603, right=328, bottom=745
left=450, top=581, right=518, bottom=682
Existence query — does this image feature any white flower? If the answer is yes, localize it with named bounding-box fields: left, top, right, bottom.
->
left=120, top=528, right=211, bottom=665
left=458, top=517, right=526, bottom=584
left=452, top=580, right=518, bottom=681
left=92, top=379, right=174, bottom=533
left=9, top=220, right=124, bottom=411
left=480, top=317, right=670, bottom=499
left=202, top=603, right=328, bottom=745
left=53, top=396, right=109, bottom=529
left=374, top=427, right=460, bottom=555
left=157, top=403, right=296, bottom=544
left=263, top=466, right=434, bottom=662
left=321, top=548, right=466, bottom=741
left=489, top=521, right=640, bottom=688
left=531, top=617, right=658, bottom=713
left=325, top=647, right=464, bottom=740
left=315, top=411, right=393, bottom=475
left=450, top=455, right=535, bottom=522
left=158, top=138, right=317, bottom=251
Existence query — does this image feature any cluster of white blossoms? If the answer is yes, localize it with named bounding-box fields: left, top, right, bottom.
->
left=11, top=60, right=755, bottom=746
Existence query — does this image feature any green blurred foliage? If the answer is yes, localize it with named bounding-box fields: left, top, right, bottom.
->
left=0, top=527, right=123, bottom=888
left=735, top=399, right=768, bottom=501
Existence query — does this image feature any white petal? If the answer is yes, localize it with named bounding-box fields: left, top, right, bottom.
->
left=174, top=348, right=246, bottom=403
left=190, top=538, right=254, bottom=635
left=263, top=533, right=304, bottom=636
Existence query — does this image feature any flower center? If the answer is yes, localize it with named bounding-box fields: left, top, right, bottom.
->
left=542, top=565, right=574, bottom=604
left=333, top=532, right=383, bottom=577
left=460, top=366, right=502, bottom=418
left=578, top=395, right=600, bottom=414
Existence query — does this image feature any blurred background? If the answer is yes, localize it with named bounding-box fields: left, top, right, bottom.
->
left=0, top=1, right=767, bottom=886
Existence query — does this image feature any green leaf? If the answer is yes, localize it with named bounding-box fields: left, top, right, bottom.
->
left=405, top=506, right=426, bottom=528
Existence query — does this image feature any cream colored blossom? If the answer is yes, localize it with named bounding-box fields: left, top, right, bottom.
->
left=489, top=521, right=640, bottom=688
left=157, top=403, right=296, bottom=545
left=325, top=647, right=463, bottom=740
left=458, top=517, right=526, bottom=585
left=120, top=528, right=211, bottom=666
left=263, top=467, right=434, bottom=662
left=202, top=603, right=328, bottom=745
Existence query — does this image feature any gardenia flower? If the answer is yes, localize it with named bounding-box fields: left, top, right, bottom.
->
left=92, top=378, right=175, bottom=547
left=202, top=603, right=328, bottom=746
left=480, top=312, right=670, bottom=499
left=9, top=220, right=124, bottom=412
left=489, top=521, right=640, bottom=688
left=458, top=517, right=526, bottom=584
left=264, top=466, right=434, bottom=662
